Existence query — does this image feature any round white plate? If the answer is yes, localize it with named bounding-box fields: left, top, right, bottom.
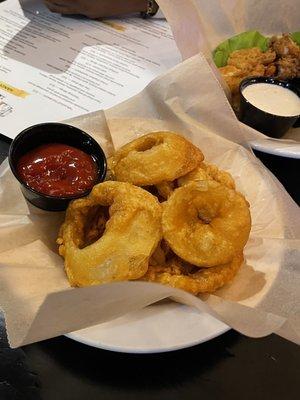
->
left=66, top=301, right=229, bottom=353
left=249, top=127, right=300, bottom=159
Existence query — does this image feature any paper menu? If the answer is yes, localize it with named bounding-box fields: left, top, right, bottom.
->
left=0, top=0, right=181, bottom=138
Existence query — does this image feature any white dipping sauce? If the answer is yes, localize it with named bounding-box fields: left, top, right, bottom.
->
left=242, top=83, right=300, bottom=117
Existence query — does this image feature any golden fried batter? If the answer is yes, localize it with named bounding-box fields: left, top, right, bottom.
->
left=178, top=162, right=235, bottom=190
left=219, top=36, right=300, bottom=99
left=277, top=56, right=300, bottom=79
left=218, top=65, right=245, bottom=94
left=271, top=34, right=300, bottom=59
left=108, top=132, right=204, bottom=186
left=154, top=163, right=235, bottom=202
left=162, top=181, right=251, bottom=267
left=57, top=181, right=162, bottom=287
left=57, top=133, right=252, bottom=296
left=270, top=34, right=300, bottom=79
left=228, top=47, right=276, bottom=70
left=143, top=252, right=244, bottom=295
left=219, top=48, right=277, bottom=96
left=264, top=63, right=277, bottom=76
left=155, top=181, right=175, bottom=200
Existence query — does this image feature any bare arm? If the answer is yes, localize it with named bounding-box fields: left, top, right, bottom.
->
left=44, top=0, right=148, bottom=19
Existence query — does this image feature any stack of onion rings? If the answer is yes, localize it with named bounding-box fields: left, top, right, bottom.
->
left=58, top=131, right=251, bottom=295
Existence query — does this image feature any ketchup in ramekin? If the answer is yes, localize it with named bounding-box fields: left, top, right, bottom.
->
left=17, top=143, right=98, bottom=197
left=9, top=123, right=107, bottom=211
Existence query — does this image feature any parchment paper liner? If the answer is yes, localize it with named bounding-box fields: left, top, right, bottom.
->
left=0, top=52, right=299, bottom=347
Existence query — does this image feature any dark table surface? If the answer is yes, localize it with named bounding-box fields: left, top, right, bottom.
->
left=0, top=134, right=299, bottom=400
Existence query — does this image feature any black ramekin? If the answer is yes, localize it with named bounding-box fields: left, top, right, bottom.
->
left=239, top=77, right=300, bottom=138
left=9, top=123, right=107, bottom=211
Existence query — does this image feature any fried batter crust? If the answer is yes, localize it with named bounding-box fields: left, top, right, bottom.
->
left=57, top=181, right=162, bottom=287
left=162, top=181, right=251, bottom=267
left=108, top=132, right=204, bottom=186
left=143, top=252, right=244, bottom=294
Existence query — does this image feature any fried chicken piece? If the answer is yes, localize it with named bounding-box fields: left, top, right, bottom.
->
left=218, top=42, right=299, bottom=111
left=228, top=47, right=276, bottom=70
left=219, top=62, right=265, bottom=94
left=250, top=63, right=266, bottom=76
left=271, top=34, right=300, bottom=58
left=265, top=63, right=277, bottom=76
left=219, top=65, right=244, bottom=77
left=219, top=65, right=245, bottom=94
left=277, top=56, right=300, bottom=79
left=270, top=34, right=300, bottom=79
left=219, top=48, right=275, bottom=94
left=219, top=63, right=265, bottom=111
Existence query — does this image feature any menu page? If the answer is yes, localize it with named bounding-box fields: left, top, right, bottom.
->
left=0, top=0, right=181, bottom=138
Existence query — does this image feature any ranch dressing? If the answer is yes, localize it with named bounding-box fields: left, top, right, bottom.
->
left=242, top=83, right=300, bottom=117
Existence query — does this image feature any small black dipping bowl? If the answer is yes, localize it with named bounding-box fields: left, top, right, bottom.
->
left=9, top=123, right=107, bottom=211
left=239, top=77, right=300, bottom=138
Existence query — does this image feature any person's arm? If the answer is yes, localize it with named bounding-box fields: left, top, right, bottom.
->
left=44, top=0, right=150, bottom=19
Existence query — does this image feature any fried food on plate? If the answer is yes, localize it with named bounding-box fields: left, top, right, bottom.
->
left=143, top=251, right=244, bottom=295
left=271, top=34, right=300, bottom=59
left=108, top=131, right=203, bottom=186
left=228, top=47, right=276, bottom=69
left=219, top=48, right=274, bottom=95
left=57, top=132, right=251, bottom=295
left=178, top=162, right=235, bottom=190
left=276, top=56, right=300, bottom=80
left=155, top=162, right=235, bottom=202
left=162, top=181, right=251, bottom=267
left=216, top=33, right=300, bottom=108
left=57, top=181, right=162, bottom=287
left=218, top=65, right=246, bottom=94
left=270, top=34, right=300, bottom=79
left=155, top=180, right=175, bottom=200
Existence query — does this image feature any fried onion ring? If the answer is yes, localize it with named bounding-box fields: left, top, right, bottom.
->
left=155, top=180, right=175, bottom=200
left=178, top=162, right=235, bottom=189
left=108, top=132, right=204, bottom=186
left=142, top=253, right=244, bottom=295
left=162, top=181, right=251, bottom=267
left=57, top=181, right=162, bottom=287
left=155, top=162, right=235, bottom=201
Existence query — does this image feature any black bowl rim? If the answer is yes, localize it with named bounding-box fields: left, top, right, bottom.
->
left=9, top=122, right=107, bottom=201
left=239, top=76, right=300, bottom=119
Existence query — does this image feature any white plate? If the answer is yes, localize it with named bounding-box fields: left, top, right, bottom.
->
left=248, top=127, right=300, bottom=159
left=66, top=301, right=229, bottom=353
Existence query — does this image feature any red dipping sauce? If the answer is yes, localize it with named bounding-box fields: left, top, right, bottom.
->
left=17, top=143, right=98, bottom=197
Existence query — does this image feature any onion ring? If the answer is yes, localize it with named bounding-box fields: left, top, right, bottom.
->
left=142, top=253, right=244, bottom=295
left=155, top=162, right=235, bottom=201
left=178, top=162, right=235, bottom=189
left=57, top=181, right=162, bottom=287
left=155, top=180, right=175, bottom=200
left=162, top=181, right=251, bottom=266
left=108, top=132, right=204, bottom=186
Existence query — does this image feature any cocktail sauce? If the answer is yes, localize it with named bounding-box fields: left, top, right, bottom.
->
left=17, top=143, right=98, bottom=197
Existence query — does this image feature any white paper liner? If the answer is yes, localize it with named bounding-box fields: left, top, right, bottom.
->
left=0, top=53, right=299, bottom=348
